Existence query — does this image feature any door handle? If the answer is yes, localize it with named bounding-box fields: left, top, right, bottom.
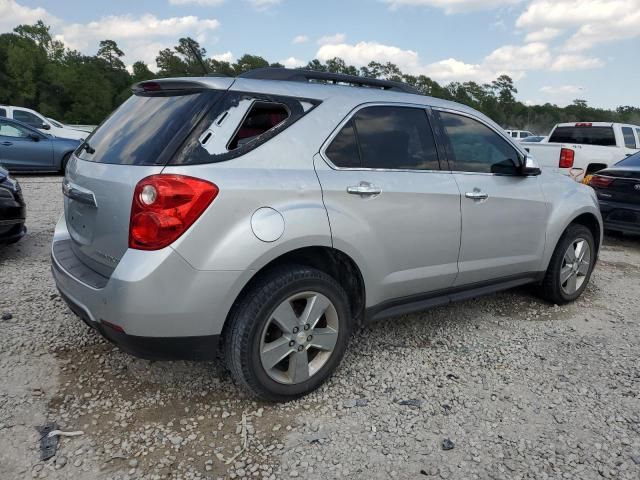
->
left=465, top=189, right=488, bottom=200
left=1, top=141, right=12, bottom=146
left=347, top=182, right=381, bottom=196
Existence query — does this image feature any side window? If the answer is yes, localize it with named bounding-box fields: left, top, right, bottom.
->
left=353, top=106, right=439, bottom=170
left=636, top=129, right=640, bottom=148
left=511, top=132, right=518, bottom=138
left=0, top=120, right=30, bottom=138
left=439, top=111, right=520, bottom=175
left=228, top=101, right=289, bottom=150
left=622, top=126, right=637, bottom=149
left=13, top=110, right=42, bottom=128
left=325, top=120, right=360, bottom=168
left=0, top=108, right=6, bottom=117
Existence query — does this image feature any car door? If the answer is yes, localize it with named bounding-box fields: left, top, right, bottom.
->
left=315, top=104, right=462, bottom=308
left=433, top=109, right=548, bottom=286
left=0, top=119, right=53, bottom=170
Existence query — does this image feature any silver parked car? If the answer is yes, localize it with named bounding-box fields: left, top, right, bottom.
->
left=51, top=69, right=602, bottom=401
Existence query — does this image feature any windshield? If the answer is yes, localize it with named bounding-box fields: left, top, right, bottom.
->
left=47, top=118, right=64, bottom=128
left=76, top=90, right=222, bottom=165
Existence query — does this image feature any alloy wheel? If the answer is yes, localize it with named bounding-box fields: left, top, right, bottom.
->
left=560, top=238, right=591, bottom=295
left=259, top=291, right=339, bottom=385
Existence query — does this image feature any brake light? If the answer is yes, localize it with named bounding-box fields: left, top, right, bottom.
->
left=559, top=148, right=575, bottom=168
left=575, top=122, right=592, bottom=127
left=129, top=175, right=218, bottom=250
left=588, top=175, right=614, bottom=189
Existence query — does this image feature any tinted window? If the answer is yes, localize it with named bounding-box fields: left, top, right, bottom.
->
left=615, top=152, right=640, bottom=167
left=351, top=106, right=439, bottom=170
left=326, top=120, right=360, bottom=168
left=622, top=127, right=637, bottom=149
left=439, top=112, right=520, bottom=174
left=228, top=102, right=289, bottom=150
left=77, top=90, right=221, bottom=165
left=549, top=126, right=616, bottom=146
left=0, top=120, right=30, bottom=138
left=511, top=132, right=517, bottom=138
left=0, top=108, right=6, bottom=117
left=13, top=110, right=42, bottom=127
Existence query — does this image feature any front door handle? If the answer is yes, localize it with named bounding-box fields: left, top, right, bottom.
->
left=347, top=182, right=381, bottom=196
left=465, top=189, right=488, bottom=200
left=1, top=141, right=13, bottom=146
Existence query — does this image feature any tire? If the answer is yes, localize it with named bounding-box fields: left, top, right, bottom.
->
left=60, top=152, right=71, bottom=174
left=540, top=224, right=595, bottom=305
left=224, top=265, right=352, bottom=402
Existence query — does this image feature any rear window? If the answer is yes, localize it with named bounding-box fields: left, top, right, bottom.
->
left=77, top=90, right=222, bottom=165
left=615, top=152, right=640, bottom=167
left=549, top=126, right=616, bottom=146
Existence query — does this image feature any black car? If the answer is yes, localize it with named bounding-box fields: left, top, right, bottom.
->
left=588, top=152, right=640, bottom=235
left=0, top=166, right=26, bottom=244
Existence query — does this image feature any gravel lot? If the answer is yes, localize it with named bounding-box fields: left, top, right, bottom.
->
left=1, top=175, right=639, bottom=480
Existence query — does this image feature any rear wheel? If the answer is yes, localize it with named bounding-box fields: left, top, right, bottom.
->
left=540, top=224, right=595, bottom=304
left=224, top=265, right=352, bottom=402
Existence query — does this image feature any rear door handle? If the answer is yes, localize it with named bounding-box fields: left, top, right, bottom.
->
left=347, top=182, right=381, bottom=196
left=1, top=141, right=12, bottom=146
left=465, top=189, right=488, bottom=200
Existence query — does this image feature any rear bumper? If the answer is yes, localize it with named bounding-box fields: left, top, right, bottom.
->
left=51, top=215, right=246, bottom=360
left=0, top=223, right=26, bottom=244
left=599, top=199, right=640, bottom=234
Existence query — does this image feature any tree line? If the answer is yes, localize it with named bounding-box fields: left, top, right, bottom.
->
left=1, top=20, right=638, bottom=133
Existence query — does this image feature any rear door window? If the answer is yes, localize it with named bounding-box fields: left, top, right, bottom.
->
left=325, top=106, right=440, bottom=170
left=13, top=110, right=42, bottom=128
left=622, top=126, right=637, bottom=148
left=549, top=126, right=616, bottom=146
left=0, top=108, right=6, bottom=117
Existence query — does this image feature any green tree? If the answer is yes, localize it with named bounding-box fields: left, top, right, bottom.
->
left=97, top=40, right=125, bottom=70
left=131, top=61, right=154, bottom=83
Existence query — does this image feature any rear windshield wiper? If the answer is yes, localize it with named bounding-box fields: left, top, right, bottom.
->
left=80, top=142, right=95, bottom=154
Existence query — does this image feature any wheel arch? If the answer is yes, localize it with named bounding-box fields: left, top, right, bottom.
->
left=543, top=210, right=602, bottom=273
left=223, top=246, right=366, bottom=336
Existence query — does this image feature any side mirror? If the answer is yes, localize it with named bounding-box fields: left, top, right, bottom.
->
left=41, top=123, right=51, bottom=130
left=28, top=133, right=41, bottom=142
left=521, top=155, right=541, bottom=176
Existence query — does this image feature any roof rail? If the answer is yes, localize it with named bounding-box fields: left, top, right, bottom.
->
left=238, top=68, right=421, bottom=95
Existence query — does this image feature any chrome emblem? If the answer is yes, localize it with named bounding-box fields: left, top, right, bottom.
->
left=634, top=184, right=640, bottom=191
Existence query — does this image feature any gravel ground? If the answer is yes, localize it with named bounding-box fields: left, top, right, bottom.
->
left=1, top=174, right=639, bottom=480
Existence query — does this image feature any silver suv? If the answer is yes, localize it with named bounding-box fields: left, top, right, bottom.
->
left=51, top=69, right=602, bottom=401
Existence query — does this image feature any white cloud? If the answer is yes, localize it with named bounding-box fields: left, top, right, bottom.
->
left=169, top=0, right=225, bottom=5
left=211, top=51, right=233, bottom=62
left=385, top=0, right=522, bottom=14
left=317, top=33, right=346, bottom=45
left=540, top=85, right=585, bottom=95
left=246, top=0, right=281, bottom=10
left=292, top=34, right=308, bottom=44
left=550, top=54, right=604, bottom=71
left=524, top=27, right=562, bottom=42
left=54, top=13, right=220, bottom=69
left=280, top=56, right=306, bottom=68
left=484, top=42, right=551, bottom=71
left=0, top=0, right=58, bottom=32
left=517, top=0, right=640, bottom=51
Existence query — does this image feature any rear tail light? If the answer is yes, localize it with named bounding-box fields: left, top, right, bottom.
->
left=575, top=122, right=592, bottom=127
left=587, top=175, right=614, bottom=189
left=129, top=174, right=218, bottom=250
left=559, top=148, right=575, bottom=168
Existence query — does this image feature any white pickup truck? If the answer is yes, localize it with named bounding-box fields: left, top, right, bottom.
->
left=522, top=122, right=640, bottom=182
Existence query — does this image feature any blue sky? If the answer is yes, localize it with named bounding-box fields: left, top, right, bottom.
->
left=2, top=0, right=639, bottom=109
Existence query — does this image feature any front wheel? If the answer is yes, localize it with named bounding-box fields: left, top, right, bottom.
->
left=224, top=265, right=352, bottom=402
left=60, top=152, right=71, bottom=174
left=540, top=224, right=595, bottom=305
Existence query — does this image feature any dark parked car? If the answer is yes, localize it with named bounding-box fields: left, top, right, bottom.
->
left=588, top=152, right=640, bottom=235
left=0, top=166, right=26, bottom=244
left=0, top=117, right=80, bottom=173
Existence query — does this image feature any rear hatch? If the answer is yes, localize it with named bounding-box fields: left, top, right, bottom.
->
left=63, top=78, right=233, bottom=277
